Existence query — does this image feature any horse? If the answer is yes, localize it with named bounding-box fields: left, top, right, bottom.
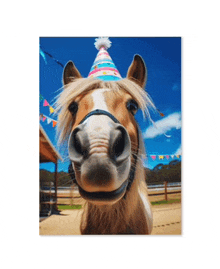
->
left=55, top=55, right=156, bottom=234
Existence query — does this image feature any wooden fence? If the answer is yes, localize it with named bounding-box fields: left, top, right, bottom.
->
left=40, top=182, right=181, bottom=219
left=55, top=181, right=181, bottom=205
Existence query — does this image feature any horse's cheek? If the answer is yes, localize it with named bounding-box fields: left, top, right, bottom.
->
left=126, top=122, right=138, bottom=147
left=72, top=163, right=81, bottom=184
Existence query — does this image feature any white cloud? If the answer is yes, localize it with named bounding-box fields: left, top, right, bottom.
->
left=174, top=145, right=182, bottom=155
left=144, top=112, right=181, bottom=139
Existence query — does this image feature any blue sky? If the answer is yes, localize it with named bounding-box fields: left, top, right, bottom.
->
left=40, top=37, right=181, bottom=172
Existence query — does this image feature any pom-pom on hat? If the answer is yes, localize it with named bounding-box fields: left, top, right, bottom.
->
left=88, top=37, right=122, bottom=81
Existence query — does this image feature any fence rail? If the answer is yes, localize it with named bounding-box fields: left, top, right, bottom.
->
left=148, top=191, right=181, bottom=197
left=40, top=181, right=181, bottom=209
left=54, top=181, right=181, bottom=204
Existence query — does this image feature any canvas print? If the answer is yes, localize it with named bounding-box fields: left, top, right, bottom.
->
left=39, top=37, right=181, bottom=235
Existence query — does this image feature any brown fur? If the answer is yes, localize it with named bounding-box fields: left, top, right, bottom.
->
left=80, top=130, right=152, bottom=234
left=80, top=171, right=150, bottom=234
left=55, top=77, right=154, bottom=234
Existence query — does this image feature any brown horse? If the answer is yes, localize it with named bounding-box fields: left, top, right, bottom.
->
left=56, top=55, right=156, bottom=234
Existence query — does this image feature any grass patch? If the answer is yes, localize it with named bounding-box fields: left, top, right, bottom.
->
left=58, top=204, right=82, bottom=210
left=151, top=199, right=181, bottom=205
left=58, top=200, right=181, bottom=209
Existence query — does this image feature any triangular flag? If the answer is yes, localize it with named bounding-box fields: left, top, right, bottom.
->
left=159, top=155, right=164, bottom=160
left=156, top=108, right=165, bottom=117
left=42, top=116, right=46, bottom=122
left=49, top=106, right=55, bottom=114
left=151, top=155, right=156, bottom=161
left=176, top=155, right=180, bottom=158
left=43, top=99, right=49, bottom=107
left=171, top=155, right=175, bottom=159
left=40, top=48, right=47, bottom=64
left=52, top=121, right=57, bottom=127
left=47, top=117, right=52, bottom=124
left=165, top=155, right=170, bottom=160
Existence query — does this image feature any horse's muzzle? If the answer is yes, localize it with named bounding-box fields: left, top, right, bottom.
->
left=68, top=120, right=131, bottom=201
left=68, top=122, right=131, bottom=165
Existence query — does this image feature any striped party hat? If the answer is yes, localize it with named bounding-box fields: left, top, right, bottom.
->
left=88, top=37, right=122, bottom=81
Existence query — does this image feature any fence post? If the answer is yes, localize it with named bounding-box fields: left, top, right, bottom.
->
left=164, top=181, right=168, bottom=201
left=54, top=162, right=58, bottom=210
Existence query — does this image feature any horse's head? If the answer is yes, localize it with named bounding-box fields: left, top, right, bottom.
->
left=57, top=55, right=152, bottom=205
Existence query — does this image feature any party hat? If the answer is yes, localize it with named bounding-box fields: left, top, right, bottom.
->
left=88, top=37, right=122, bottom=81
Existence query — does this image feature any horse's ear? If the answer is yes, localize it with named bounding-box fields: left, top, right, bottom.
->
left=63, top=61, right=82, bottom=85
left=127, top=55, right=147, bottom=88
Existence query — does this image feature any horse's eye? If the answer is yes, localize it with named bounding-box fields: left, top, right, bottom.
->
left=126, top=100, right=139, bottom=115
left=68, top=102, right=78, bottom=116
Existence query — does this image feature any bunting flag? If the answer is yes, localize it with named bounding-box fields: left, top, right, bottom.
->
left=149, top=154, right=181, bottom=160
left=43, top=99, right=49, bottom=107
left=40, top=46, right=64, bottom=68
left=40, top=94, right=55, bottom=115
left=52, top=121, right=57, bottom=127
left=40, top=94, right=44, bottom=102
left=40, top=113, right=57, bottom=127
left=49, top=106, right=55, bottom=114
left=156, top=108, right=165, bottom=117
left=47, top=117, right=52, bottom=124
left=40, top=47, right=47, bottom=64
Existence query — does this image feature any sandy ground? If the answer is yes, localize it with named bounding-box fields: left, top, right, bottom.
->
left=151, top=203, right=181, bottom=235
left=39, top=203, right=181, bottom=235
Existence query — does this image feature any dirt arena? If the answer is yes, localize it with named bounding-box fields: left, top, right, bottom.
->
left=39, top=202, right=181, bottom=235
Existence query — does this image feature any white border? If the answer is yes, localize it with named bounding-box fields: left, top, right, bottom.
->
left=2, top=1, right=220, bottom=268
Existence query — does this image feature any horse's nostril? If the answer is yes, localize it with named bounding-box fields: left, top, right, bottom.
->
left=111, top=126, right=130, bottom=163
left=113, top=129, right=125, bottom=158
left=68, top=126, right=88, bottom=162
left=73, top=132, right=83, bottom=155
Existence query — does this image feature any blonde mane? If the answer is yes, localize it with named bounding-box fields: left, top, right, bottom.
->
left=55, top=77, right=156, bottom=147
